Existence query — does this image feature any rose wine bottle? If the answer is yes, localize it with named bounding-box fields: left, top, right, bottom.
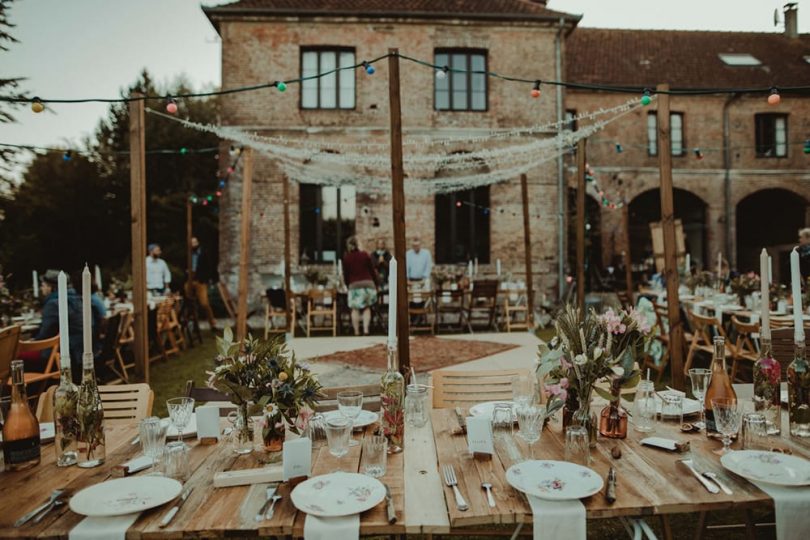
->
left=752, top=338, right=781, bottom=436
left=3, top=360, right=41, bottom=471
left=787, top=340, right=810, bottom=438
left=704, top=336, right=737, bottom=439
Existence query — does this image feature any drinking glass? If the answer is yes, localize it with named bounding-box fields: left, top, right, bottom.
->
left=512, top=375, right=535, bottom=408
left=325, top=416, right=353, bottom=469
left=162, top=441, right=190, bottom=482
left=337, top=390, right=363, bottom=446
left=741, top=413, right=768, bottom=450
left=139, top=416, right=166, bottom=465
left=633, top=380, right=657, bottom=432
left=361, top=435, right=387, bottom=478
left=711, top=398, right=741, bottom=454
left=166, top=397, right=195, bottom=443
left=565, top=425, right=590, bottom=466
left=688, top=368, right=712, bottom=430
left=515, top=404, right=544, bottom=458
left=660, top=394, right=684, bottom=424
left=405, top=384, right=428, bottom=428
left=491, top=403, right=514, bottom=436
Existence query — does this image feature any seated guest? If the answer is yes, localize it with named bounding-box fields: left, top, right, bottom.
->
left=406, top=237, right=432, bottom=282
left=372, top=238, right=392, bottom=284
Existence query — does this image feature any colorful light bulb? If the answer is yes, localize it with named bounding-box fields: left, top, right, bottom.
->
left=31, top=97, right=44, bottom=113
left=768, top=87, right=781, bottom=106
left=362, top=61, right=375, bottom=75
left=276, top=81, right=287, bottom=92
left=436, top=66, right=449, bottom=80
left=531, top=80, right=541, bottom=99
left=641, top=89, right=652, bottom=106
left=166, top=98, right=178, bottom=114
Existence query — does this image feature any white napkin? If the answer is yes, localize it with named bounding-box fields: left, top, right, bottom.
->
left=526, top=495, right=586, bottom=540
left=303, top=514, right=360, bottom=540
left=69, top=513, right=140, bottom=540
left=751, top=482, right=810, bottom=540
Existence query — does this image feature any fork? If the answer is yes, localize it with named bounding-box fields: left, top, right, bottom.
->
left=442, top=465, right=469, bottom=511
left=254, top=485, right=278, bottom=522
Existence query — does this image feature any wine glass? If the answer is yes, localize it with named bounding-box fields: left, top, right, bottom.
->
left=711, top=398, right=741, bottom=454
left=511, top=375, right=535, bottom=409
left=337, top=390, right=363, bottom=447
left=324, top=416, right=353, bottom=471
left=166, top=397, right=195, bottom=443
left=515, top=404, right=545, bottom=459
left=689, top=368, right=711, bottom=430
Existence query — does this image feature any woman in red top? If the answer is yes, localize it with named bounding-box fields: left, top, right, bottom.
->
left=342, top=236, right=379, bottom=336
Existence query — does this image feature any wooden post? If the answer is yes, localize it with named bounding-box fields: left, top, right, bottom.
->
left=520, top=174, right=534, bottom=326
left=283, top=174, right=292, bottom=334
left=129, top=94, right=149, bottom=383
left=657, top=84, right=685, bottom=390
left=387, top=48, right=410, bottom=375
left=186, top=199, right=193, bottom=281
left=576, top=139, right=587, bottom=313
left=236, top=148, right=254, bottom=343
left=622, top=204, right=634, bottom=303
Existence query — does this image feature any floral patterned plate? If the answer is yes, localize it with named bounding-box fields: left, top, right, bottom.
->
left=721, top=450, right=810, bottom=487
left=70, top=476, right=182, bottom=516
left=505, top=460, right=603, bottom=501
left=323, top=409, right=379, bottom=428
left=291, top=472, right=386, bottom=517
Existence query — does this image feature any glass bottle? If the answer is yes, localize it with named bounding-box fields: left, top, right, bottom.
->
left=3, top=360, right=41, bottom=471
left=380, top=344, right=404, bottom=453
left=77, top=352, right=105, bottom=467
left=787, top=340, right=810, bottom=438
left=53, top=355, right=79, bottom=467
left=704, top=336, right=737, bottom=439
left=752, top=338, right=781, bottom=436
left=599, top=379, right=628, bottom=439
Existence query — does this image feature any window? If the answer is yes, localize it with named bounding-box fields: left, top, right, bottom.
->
left=434, top=49, right=487, bottom=111
left=755, top=114, right=788, bottom=158
left=434, top=186, right=490, bottom=264
left=299, top=184, right=356, bottom=263
left=565, top=109, right=578, bottom=131
left=300, top=47, right=355, bottom=109
left=718, top=53, right=761, bottom=66
left=646, top=112, right=685, bottom=156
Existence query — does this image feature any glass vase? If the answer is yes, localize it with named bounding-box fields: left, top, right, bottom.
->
left=752, top=338, right=781, bottom=436
left=54, top=366, right=79, bottom=467
left=380, top=344, right=404, bottom=453
left=76, top=353, right=105, bottom=468
left=788, top=341, right=810, bottom=438
left=572, top=387, right=597, bottom=448
left=230, top=403, right=253, bottom=454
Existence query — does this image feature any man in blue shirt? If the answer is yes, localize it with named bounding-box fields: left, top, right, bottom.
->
left=406, top=237, right=432, bottom=282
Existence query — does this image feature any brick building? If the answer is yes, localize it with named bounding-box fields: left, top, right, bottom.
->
left=204, top=0, right=810, bottom=301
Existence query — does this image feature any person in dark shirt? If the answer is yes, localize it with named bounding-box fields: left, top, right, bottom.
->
left=342, top=236, right=379, bottom=336
left=372, top=238, right=392, bottom=284
left=186, top=236, right=217, bottom=330
left=30, top=270, right=83, bottom=379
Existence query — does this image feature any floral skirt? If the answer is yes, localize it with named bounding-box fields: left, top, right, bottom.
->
left=348, top=287, right=378, bottom=310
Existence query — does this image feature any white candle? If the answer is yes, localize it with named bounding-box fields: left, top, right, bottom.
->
left=685, top=253, right=690, bottom=274
left=94, top=265, right=102, bottom=291
left=768, top=256, right=773, bottom=285
left=790, top=248, right=804, bottom=342
left=82, top=264, right=92, bottom=360
left=496, top=259, right=502, bottom=276
left=468, top=260, right=473, bottom=278
left=57, top=271, right=70, bottom=368
left=717, top=251, right=722, bottom=279
left=279, top=260, right=285, bottom=277
left=337, top=259, right=343, bottom=279
left=33, top=270, right=39, bottom=298
left=760, top=248, right=771, bottom=341
left=387, top=258, right=397, bottom=346
left=474, top=257, right=479, bottom=276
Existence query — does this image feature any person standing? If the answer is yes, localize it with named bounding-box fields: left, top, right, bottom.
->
left=406, top=236, right=432, bottom=282
left=373, top=238, right=392, bottom=283
left=342, top=236, right=378, bottom=336
left=187, top=236, right=217, bottom=329
left=146, top=243, right=171, bottom=294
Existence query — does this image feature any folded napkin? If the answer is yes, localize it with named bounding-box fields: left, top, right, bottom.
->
left=751, top=481, right=810, bottom=540
left=526, top=495, right=585, bottom=540
left=303, top=514, right=360, bottom=540
left=69, top=513, right=140, bottom=540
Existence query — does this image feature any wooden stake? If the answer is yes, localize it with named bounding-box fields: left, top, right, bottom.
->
left=576, top=139, right=587, bottom=313
left=656, top=84, right=685, bottom=390
left=186, top=199, right=193, bottom=281
left=283, top=174, right=292, bottom=334
left=622, top=204, right=634, bottom=303
left=520, top=174, right=534, bottom=326
left=128, top=94, right=148, bottom=383
left=387, top=48, right=410, bottom=375
left=236, top=148, right=254, bottom=343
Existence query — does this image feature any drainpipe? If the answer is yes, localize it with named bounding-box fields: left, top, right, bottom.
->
left=722, top=93, right=740, bottom=267
left=555, top=16, right=565, bottom=299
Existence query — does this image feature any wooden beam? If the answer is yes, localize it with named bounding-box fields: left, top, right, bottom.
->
left=656, top=84, right=685, bottom=390
left=520, top=174, right=534, bottom=326
left=236, top=147, right=254, bottom=343
left=128, top=94, right=148, bottom=383
left=186, top=199, right=193, bottom=281
left=576, top=139, right=587, bottom=313
left=622, top=203, right=634, bottom=303
left=387, top=48, right=410, bottom=375
left=283, top=174, right=292, bottom=334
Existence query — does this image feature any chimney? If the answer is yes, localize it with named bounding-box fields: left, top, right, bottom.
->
left=784, top=3, right=798, bottom=38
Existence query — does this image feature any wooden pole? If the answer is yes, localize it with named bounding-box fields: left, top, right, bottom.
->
left=520, top=174, right=534, bottom=326
left=387, top=48, right=410, bottom=375
left=186, top=199, right=193, bottom=281
left=129, top=94, right=148, bottom=383
left=576, top=139, right=587, bottom=313
left=236, top=148, right=254, bottom=343
left=622, top=204, right=634, bottom=303
left=283, top=175, right=292, bottom=334
left=657, top=84, right=685, bottom=390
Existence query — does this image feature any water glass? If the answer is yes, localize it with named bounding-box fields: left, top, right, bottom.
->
left=660, top=394, right=684, bottom=424
left=712, top=398, right=741, bottom=454
left=325, top=416, right=353, bottom=461
left=633, top=380, right=657, bottom=432
left=512, top=375, right=535, bottom=408
left=139, top=416, right=166, bottom=463
left=361, top=435, right=387, bottom=478
left=565, top=425, right=590, bottom=466
left=405, top=384, right=428, bottom=428
left=337, top=390, right=363, bottom=446
left=516, top=404, right=544, bottom=458
left=741, top=412, right=768, bottom=450
left=491, top=403, right=514, bottom=436
left=166, top=397, right=195, bottom=442
left=162, top=441, right=190, bottom=482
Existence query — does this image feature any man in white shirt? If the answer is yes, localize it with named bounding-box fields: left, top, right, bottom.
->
left=406, top=237, right=432, bottom=282
left=146, top=244, right=171, bottom=294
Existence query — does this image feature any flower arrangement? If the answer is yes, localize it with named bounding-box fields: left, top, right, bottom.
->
left=303, top=267, right=330, bottom=287
left=730, top=272, right=761, bottom=303
left=685, top=270, right=715, bottom=292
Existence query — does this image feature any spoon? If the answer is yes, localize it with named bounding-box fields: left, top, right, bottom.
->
left=264, top=494, right=282, bottom=520
left=702, top=472, right=733, bottom=495
left=481, top=482, right=496, bottom=508
left=15, top=489, right=65, bottom=527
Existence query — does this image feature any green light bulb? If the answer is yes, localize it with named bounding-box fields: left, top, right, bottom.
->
left=277, top=82, right=287, bottom=92
left=641, top=94, right=651, bottom=106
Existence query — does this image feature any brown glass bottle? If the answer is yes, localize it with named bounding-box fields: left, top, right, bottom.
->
left=704, top=336, right=737, bottom=439
left=3, top=360, right=41, bottom=471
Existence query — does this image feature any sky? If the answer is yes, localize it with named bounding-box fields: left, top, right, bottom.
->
left=0, top=0, right=807, bottom=155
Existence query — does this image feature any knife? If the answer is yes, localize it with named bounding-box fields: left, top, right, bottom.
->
left=159, top=486, right=194, bottom=528
left=677, top=459, right=719, bottom=494
left=384, top=484, right=397, bottom=524
left=453, top=407, right=467, bottom=434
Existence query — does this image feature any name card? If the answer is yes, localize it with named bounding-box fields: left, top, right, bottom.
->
left=283, top=437, right=312, bottom=481
left=466, top=416, right=494, bottom=456
left=196, top=405, right=220, bottom=440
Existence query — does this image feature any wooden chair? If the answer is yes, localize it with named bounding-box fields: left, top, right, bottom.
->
left=466, top=280, right=499, bottom=332
left=642, top=303, right=671, bottom=384
left=684, top=310, right=731, bottom=375
left=265, top=288, right=293, bottom=338
left=432, top=368, right=532, bottom=409
left=306, top=289, right=337, bottom=337
left=314, top=383, right=381, bottom=413
left=217, top=281, right=238, bottom=321
left=15, top=335, right=61, bottom=398
left=185, top=379, right=235, bottom=416
left=35, top=384, right=57, bottom=422
left=114, top=311, right=135, bottom=381
left=0, top=325, right=21, bottom=389
left=98, top=312, right=125, bottom=383
left=155, top=298, right=184, bottom=359
left=503, top=288, right=529, bottom=332
left=730, top=316, right=760, bottom=382
left=98, top=383, right=153, bottom=425
left=408, top=289, right=434, bottom=334
left=434, top=288, right=466, bottom=333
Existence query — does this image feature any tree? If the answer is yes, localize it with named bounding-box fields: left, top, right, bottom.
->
left=0, top=0, right=30, bottom=186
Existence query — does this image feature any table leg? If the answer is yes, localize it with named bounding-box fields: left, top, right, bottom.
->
left=659, top=515, right=673, bottom=540
left=693, top=511, right=707, bottom=540
left=744, top=509, right=756, bottom=540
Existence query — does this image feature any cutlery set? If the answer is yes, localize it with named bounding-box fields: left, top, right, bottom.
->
left=677, top=459, right=733, bottom=495
left=254, top=484, right=282, bottom=522
left=14, top=488, right=70, bottom=527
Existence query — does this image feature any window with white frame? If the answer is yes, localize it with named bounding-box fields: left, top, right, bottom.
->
left=300, top=47, right=355, bottom=110
left=755, top=114, right=788, bottom=158
left=647, top=112, right=685, bottom=156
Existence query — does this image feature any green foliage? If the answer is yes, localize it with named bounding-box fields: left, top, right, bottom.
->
left=0, top=0, right=30, bottom=184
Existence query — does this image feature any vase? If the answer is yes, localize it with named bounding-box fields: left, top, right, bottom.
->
left=230, top=403, right=253, bottom=455
left=571, top=388, right=597, bottom=448
left=262, top=416, right=285, bottom=452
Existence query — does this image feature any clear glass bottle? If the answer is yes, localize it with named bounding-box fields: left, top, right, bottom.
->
left=53, top=356, right=79, bottom=467
left=380, top=344, right=404, bottom=453
left=787, top=341, right=810, bottom=438
left=599, top=379, right=628, bottom=439
left=704, top=336, right=737, bottom=439
left=3, top=360, right=41, bottom=471
left=752, top=338, right=782, bottom=436
left=77, top=352, right=106, bottom=467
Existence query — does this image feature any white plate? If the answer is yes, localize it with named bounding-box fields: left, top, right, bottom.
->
left=469, top=401, right=515, bottom=420
left=323, top=409, right=378, bottom=428
left=161, top=416, right=197, bottom=438
left=0, top=422, right=54, bottom=444
left=506, top=460, right=604, bottom=501
left=654, top=391, right=701, bottom=416
left=69, top=476, right=182, bottom=517
left=721, top=450, right=810, bottom=487
left=291, top=472, right=386, bottom=517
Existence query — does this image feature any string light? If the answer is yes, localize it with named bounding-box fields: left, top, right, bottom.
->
left=768, top=87, right=781, bottom=105
left=531, top=81, right=541, bottom=99
left=693, top=148, right=704, bottom=160
left=615, top=143, right=623, bottom=153
left=31, top=97, right=44, bottom=113
left=362, top=61, right=375, bottom=75
left=641, top=89, right=652, bottom=106
left=166, top=98, right=178, bottom=114
left=62, top=150, right=72, bottom=162
left=804, top=140, right=810, bottom=154
left=435, top=66, right=449, bottom=80
left=275, top=81, right=287, bottom=92
left=0, top=141, right=219, bottom=157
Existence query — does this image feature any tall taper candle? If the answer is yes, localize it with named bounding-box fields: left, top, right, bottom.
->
left=685, top=253, right=690, bottom=274
left=468, top=260, right=473, bottom=278
left=496, top=259, right=502, bottom=276
left=717, top=251, right=722, bottom=279
left=57, top=271, right=70, bottom=366
left=790, top=248, right=804, bottom=342
left=94, top=265, right=102, bottom=292
left=768, top=256, right=773, bottom=285
left=33, top=270, right=39, bottom=298
left=387, top=257, right=397, bottom=346
left=760, top=249, right=771, bottom=341
left=474, top=257, right=479, bottom=276
left=82, top=264, right=92, bottom=357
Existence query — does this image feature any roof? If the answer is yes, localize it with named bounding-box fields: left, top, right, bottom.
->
left=203, top=0, right=580, bottom=24
left=566, top=28, right=810, bottom=89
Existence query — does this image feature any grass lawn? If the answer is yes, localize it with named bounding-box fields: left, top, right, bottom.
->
left=149, top=337, right=217, bottom=418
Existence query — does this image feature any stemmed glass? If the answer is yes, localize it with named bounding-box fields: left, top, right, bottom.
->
left=166, top=397, right=195, bottom=443
left=515, top=404, right=545, bottom=459
left=711, top=398, right=741, bottom=454
left=688, top=368, right=711, bottom=430
left=512, top=375, right=535, bottom=409
left=337, top=390, right=363, bottom=447
left=324, top=416, right=353, bottom=471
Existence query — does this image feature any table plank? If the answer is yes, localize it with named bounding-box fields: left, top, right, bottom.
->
left=403, top=411, right=450, bottom=534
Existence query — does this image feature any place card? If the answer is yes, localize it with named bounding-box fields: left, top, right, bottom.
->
left=640, top=437, right=690, bottom=453
left=466, top=416, right=494, bottom=458
left=283, top=436, right=312, bottom=481
left=112, top=455, right=154, bottom=477
left=213, top=466, right=283, bottom=488
left=196, top=405, right=220, bottom=441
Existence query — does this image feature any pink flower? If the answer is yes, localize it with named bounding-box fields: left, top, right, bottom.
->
left=601, top=308, right=626, bottom=334
left=559, top=377, right=569, bottom=389
left=560, top=356, right=572, bottom=370
left=295, top=406, right=315, bottom=432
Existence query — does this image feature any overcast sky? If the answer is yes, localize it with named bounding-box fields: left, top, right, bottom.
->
left=0, top=0, right=806, bottom=154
